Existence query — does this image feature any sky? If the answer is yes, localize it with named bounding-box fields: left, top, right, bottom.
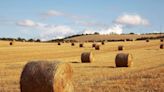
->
left=0, top=0, right=164, bottom=41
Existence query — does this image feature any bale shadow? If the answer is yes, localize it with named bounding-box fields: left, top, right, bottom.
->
left=82, top=66, right=115, bottom=68
left=70, top=61, right=81, bottom=63
left=114, top=67, right=130, bottom=68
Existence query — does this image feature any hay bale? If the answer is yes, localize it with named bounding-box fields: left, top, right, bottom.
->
left=95, top=44, right=100, bottom=50
left=81, top=52, right=93, bottom=63
left=160, top=39, right=163, bottom=42
left=58, top=42, right=61, bottom=45
left=79, top=43, right=83, bottom=47
left=118, top=45, right=124, bottom=51
left=146, top=39, right=149, bottom=42
left=9, top=41, right=14, bottom=45
left=115, top=53, right=133, bottom=67
left=20, top=61, right=73, bottom=92
left=101, top=41, right=105, bottom=45
left=160, top=44, right=164, bottom=49
left=92, top=43, right=96, bottom=48
left=71, top=43, right=75, bottom=46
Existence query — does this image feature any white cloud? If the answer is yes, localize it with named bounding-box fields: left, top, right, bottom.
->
left=100, top=24, right=123, bottom=34
left=16, top=19, right=36, bottom=27
left=153, top=31, right=160, bottom=33
left=114, top=14, right=149, bottom=26
left=42, top=10, right=64, bottom=17
left=39, top=25, right=75, bottom=41
left=82, top=24, right=123, bottom=35
left=41, top=10, right=89, bottom=20
left=82, top=29, right=96, bottom=34
left=16, top=19, right=75, bottom=41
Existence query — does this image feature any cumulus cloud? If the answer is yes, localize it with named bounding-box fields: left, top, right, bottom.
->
left=82, top=24, right=123, bottom=35
left=39, top=25, right=74, bottom=41
left=16, top=19, right=36, bottom=27
left=82, top=29, right=96, bottom=34
left=16, top=19, right=75, bottom=41
left=41, top=10, right=89, bottom=20
left=100, top=24, right=123, bottom=34
left=114, top=14, right=149, bottom=26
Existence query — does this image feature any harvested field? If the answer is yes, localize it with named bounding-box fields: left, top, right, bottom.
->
left=0, top=40, right=163, bottom=92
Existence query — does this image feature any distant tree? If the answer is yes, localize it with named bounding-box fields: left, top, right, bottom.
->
left=28, top=38, right=35, bottom=42
left=129, top=32, right=135, bottom=35
left=17, top=37, right=26, bottom=42
left=94, top=32, right=99, bottom=35
left=17, top=37, right=22, bottom=41
left=36, top=39, right=41, bottom=42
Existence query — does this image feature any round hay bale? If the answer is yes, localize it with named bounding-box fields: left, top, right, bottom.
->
left=160, top=44, right=164, bottom=49
left=81, top=52, right=93, bottom=63
left=118, top=45, right=124, bottom=51
left=71, top=43, right=75, bottom=46
left=101, top=41, right=105, bottom=45
left=9, top=41, right=14, bottom=45
left=160, top=39, right=163, bottom=42
left=115, top=53, right=133, bottom=67
left=95, top=44, right=100, bottom=50
left=146, top=39, right=149, bottom=42
left=79, top=43, right=83, bottom=47
left=92, top=43, right=96, bottom=48
left=58, top=42, right=61, bottom=45
left=20, top=61, right=74, bottom=92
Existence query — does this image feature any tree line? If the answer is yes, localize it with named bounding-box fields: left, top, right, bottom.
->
left=0, top=37, right=41, bottom=42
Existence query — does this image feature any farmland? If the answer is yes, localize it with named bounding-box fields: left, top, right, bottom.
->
left=0, top=39, right=163, bottom=92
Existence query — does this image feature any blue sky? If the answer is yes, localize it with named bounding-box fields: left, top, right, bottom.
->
left=0, top=0, right=164, bottom=40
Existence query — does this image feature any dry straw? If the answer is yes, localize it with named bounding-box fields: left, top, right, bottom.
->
left=95, top=44, right=100, bottom=50
left=20, top=61, right=73, bottom=92
left=81, top=52, right=93, bottom=63
left=118, top=45, right=124, bottom=51
left=115, top=53, right=133, bottom=67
